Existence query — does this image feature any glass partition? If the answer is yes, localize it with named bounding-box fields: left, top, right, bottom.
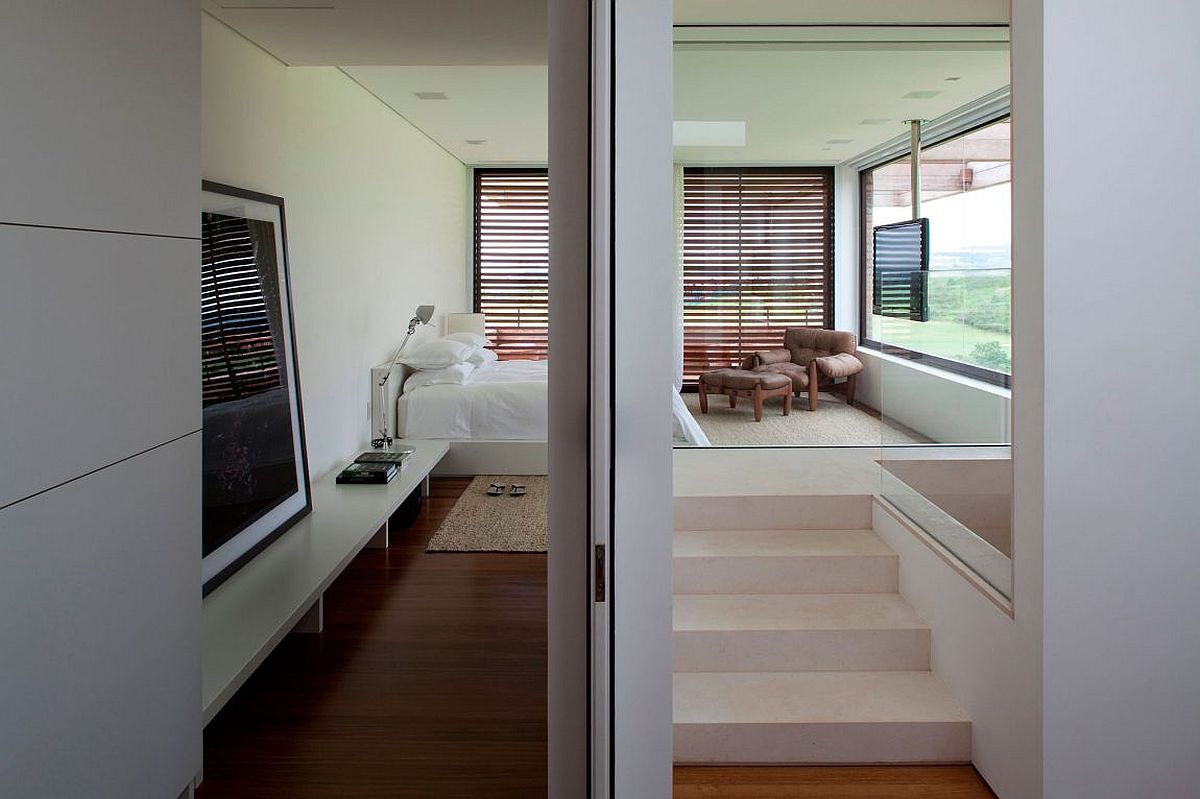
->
left=877, top=266, right=1013, bottom=598
left=867, top=117, right=1014, bottom=599
left=667, top=22, right=1014, bottom=598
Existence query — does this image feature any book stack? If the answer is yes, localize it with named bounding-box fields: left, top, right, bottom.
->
left=336, top=461, right=398, bottom=485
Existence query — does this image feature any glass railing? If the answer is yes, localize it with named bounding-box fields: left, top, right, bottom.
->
left=876, top=268, right=1013, bottom=599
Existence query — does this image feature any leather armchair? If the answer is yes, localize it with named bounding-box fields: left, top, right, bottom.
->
left=741, top=328, right=864, bottom=411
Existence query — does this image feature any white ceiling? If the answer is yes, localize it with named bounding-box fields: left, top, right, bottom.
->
left=339, top=44, right=1008, bottom=165
left=205, top=2, right=1010, bottom=166
left=201, top=0, right=546, bottom=65
left=201, top=0, right=1009, bottom=67
left=344, top=65, right=548, bottom=164
left=673, top=46, right=1009, bottom=164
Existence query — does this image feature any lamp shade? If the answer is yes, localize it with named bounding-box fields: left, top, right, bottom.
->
left=446, top=312, right=486, bottom=337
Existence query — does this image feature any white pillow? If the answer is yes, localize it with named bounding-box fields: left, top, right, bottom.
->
left=467, top=347, right=499, bottom=367
left=444, top=331, right=490, bottom=348
left=398, top=337, right=477, bottom=370
left=402, top=361, right=477, bottom=394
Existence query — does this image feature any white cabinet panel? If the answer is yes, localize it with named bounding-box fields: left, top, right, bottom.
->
left=0, top=226, right=199, bottom=508
left=0, top=433, right=200, bottom=799
left=0, top=1, right=199, bottom=237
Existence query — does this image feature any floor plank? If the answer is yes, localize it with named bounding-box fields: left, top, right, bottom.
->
left=198, top=477, right=547, bottom=799
left=199, top=477, right=996, bottom=798
left=673, top=765, right=997, bottom=798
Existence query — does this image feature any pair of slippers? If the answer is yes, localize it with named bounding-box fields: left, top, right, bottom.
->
left=487, top=482, right=526, bottom=497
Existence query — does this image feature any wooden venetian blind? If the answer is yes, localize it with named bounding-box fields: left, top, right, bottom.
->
left=201, top=214, right=282, bottom=407
left=682, top=167, right=834, bottom=386
left=474, top=169, right=549, bottom=360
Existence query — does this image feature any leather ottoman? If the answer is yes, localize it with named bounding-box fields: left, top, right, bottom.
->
left=698, top=369, right=793, bottom=422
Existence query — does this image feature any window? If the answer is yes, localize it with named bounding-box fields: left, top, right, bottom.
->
left=474, top=168, right=549, bottom=360
left=682, top=167, right=834, bottom=386
left=861, top=117, right=1011, bottom=386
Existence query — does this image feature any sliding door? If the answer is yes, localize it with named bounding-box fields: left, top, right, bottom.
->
left=548, top=0, right=674, bottom=796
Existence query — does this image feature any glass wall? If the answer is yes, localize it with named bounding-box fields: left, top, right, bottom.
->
left=667, top=26, right=1015, bottom=600
left=873, top=118, right=1014, bottom=599
left=863, top=118, right=1012, bottom=385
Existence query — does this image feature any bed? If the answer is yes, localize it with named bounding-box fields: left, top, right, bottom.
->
left=387, top=357, right=708, bottom=474
left=673, top=389, right=710, bottom=447
left=396, top=358, right=548, bottom=441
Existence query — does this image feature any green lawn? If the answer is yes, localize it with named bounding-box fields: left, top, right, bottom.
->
left=873, top=316, right=1011, bottom=373
left=870, top=270, right=1012, bottom=373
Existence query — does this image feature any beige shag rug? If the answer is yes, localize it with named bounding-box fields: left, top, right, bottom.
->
left=426, top=475, right=548, bottom=552
left=682, top=392, right=928, bottom=447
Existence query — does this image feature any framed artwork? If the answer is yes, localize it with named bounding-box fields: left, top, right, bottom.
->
left=200, top=181, right=311, bottom=595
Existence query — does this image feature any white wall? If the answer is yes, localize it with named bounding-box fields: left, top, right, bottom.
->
left=869, top=3, right=1045, bottom=796
left=1041, top=2, right=1200, bottom=796
left=1007, top=0, right=1045, bottom=791
left=832, top=165, right=860, bottom=332
left=857, top=350, right=1010, bottom=443
left=202, top=14, right=470, bottom=477
left=872, top=502, right=1038, bottom=798
left=613, top=0, right=676, bottom=795
left=0, top=2, right=201, bottom=797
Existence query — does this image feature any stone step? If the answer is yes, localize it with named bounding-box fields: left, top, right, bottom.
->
left=674, top=494, right=873, bottom=532
left=673, top=593, right=930, bottom=672
left=674, top=671, right=971, bottom=764
left=674, top=529, right=898, bottom=594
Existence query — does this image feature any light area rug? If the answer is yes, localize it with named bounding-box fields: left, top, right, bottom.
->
left=426, top=475, right=548, bottom=552
left=682, top=392, right=928, bottom=447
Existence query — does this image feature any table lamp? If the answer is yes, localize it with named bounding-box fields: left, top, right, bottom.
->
left=372, top=304, right=434, bottom=448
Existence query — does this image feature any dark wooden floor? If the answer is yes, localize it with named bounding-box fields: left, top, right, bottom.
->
left=200, top=476, right=997, bottom=798
left=198, top=477, right=547, bottom=798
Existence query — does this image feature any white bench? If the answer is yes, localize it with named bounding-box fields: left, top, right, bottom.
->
left=201, top=440, right=449, bottom=725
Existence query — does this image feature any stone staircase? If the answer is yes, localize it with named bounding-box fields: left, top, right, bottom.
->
left=673, top=494, right=971, bottom=764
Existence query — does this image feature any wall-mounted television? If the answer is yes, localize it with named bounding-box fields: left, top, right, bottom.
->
left=872, top=217, right=930, bottom=322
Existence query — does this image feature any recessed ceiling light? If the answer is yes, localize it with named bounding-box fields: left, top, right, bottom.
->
left=826, top=138, right=854, bottom=145
left=860, top=118, right=890, bottom=125
left=414, top=91, right=448, bottom=100
left=904, top=90, right=942, bottom=99
left=945, top=76, right=962, bottom=81
left=673, top=120, right=746, bottom=147
left=465, top=139, right=487, bottom=145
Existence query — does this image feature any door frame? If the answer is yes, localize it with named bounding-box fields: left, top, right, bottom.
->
left=548, top=0, right=675, bottom=796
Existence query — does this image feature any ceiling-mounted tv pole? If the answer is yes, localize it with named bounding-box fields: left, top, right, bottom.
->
left=905, top=118, right=925, bottom=219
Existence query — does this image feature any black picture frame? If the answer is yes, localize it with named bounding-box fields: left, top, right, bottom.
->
left=200, top=180, right=311, bottom=596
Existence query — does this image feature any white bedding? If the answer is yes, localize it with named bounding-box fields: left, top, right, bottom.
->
left=673, top=389, right=710, bottom=447
left=397, top=359, right=548, bottom=440
left=396, top=358, right=710, bottom=446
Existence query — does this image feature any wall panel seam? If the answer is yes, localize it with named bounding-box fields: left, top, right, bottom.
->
left=0, top=429, right=201, bottom=514
left=0, top=221, right=200, bottom=241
